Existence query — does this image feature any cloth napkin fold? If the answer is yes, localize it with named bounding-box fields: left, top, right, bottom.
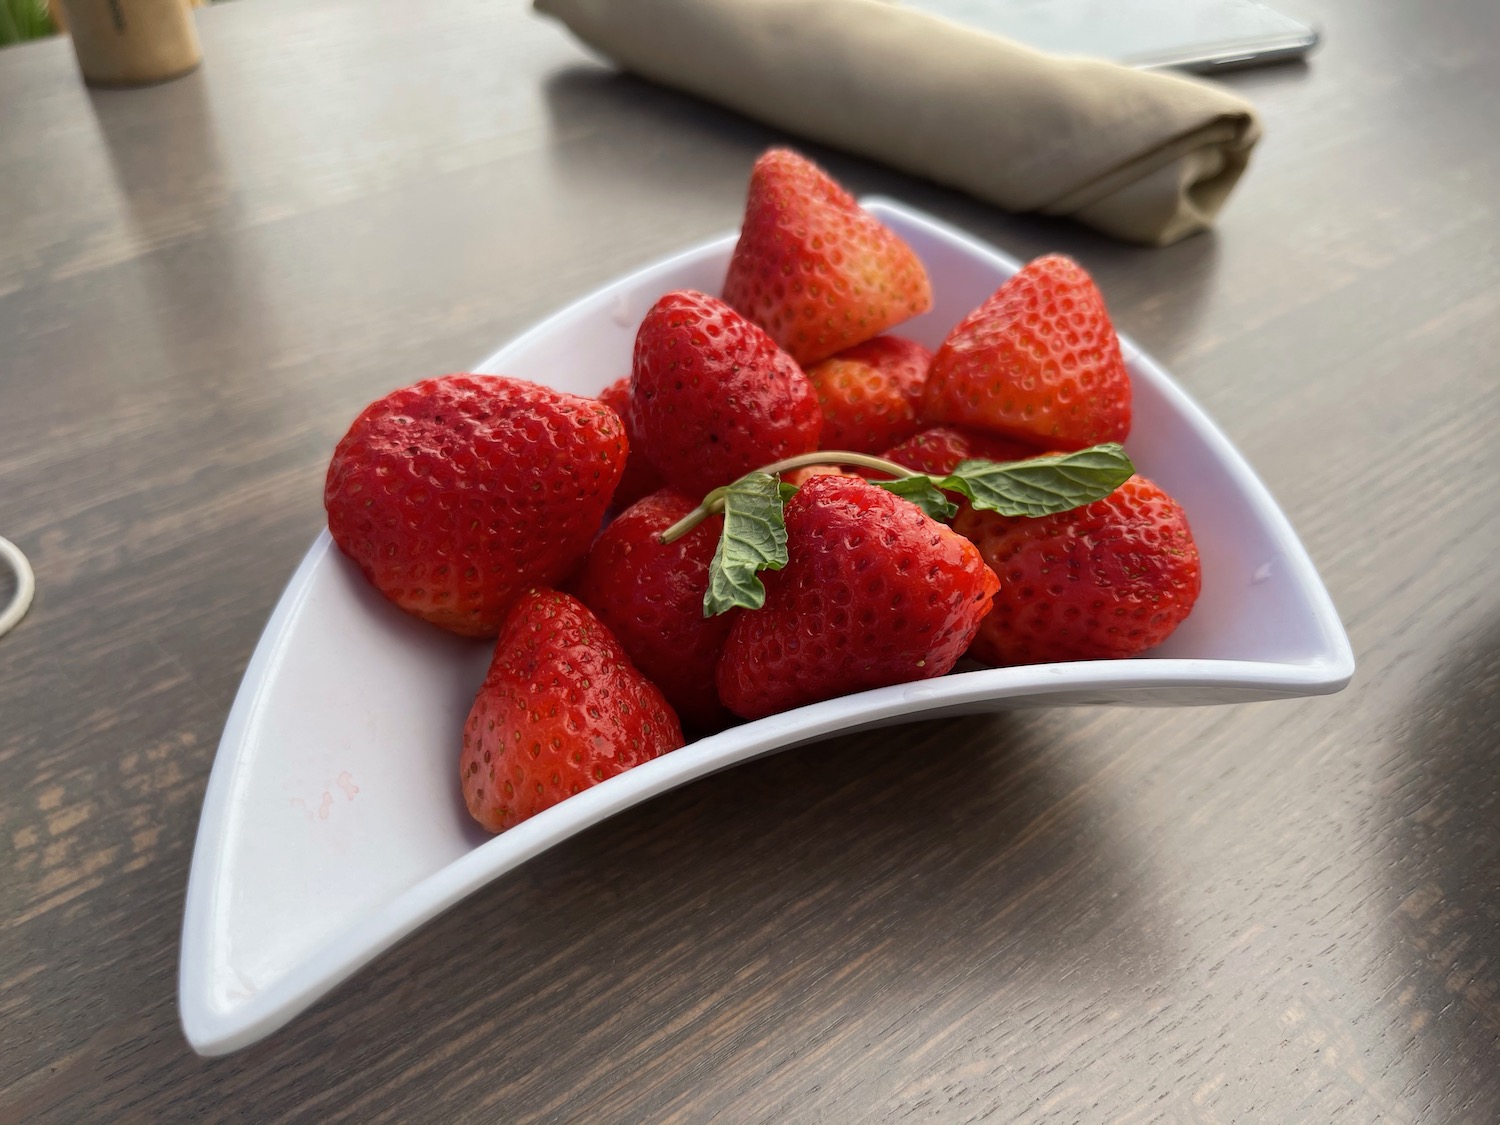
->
left=534, top=0, right=1262, bottom=245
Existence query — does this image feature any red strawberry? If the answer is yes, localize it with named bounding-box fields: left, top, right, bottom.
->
left=806, top=335, right=931, bottom=453
left=460, top=588, right=684, bottom=833
left=922, top=255, right=1131, bottom=450
left=325, top=374, right=626, bottom=637
left=781, top=464, right=859, bottom=487
left=716, top=475, right=1000, bottom=720
left=882, top=425, right=1043, bottom=478
left=954, top=475, right=1200, bottom=665
left=629, top=289, right=821, bottom=496
left=597, top=376, right=664, bottom=510
left=722, top=149, right=933, bottom=367
left=573, top=490, right=735, bottom=732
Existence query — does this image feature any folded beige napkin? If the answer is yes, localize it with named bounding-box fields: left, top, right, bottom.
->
left=534, top=0, right=1263, bottom=245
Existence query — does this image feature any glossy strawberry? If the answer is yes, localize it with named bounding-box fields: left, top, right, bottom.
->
left=325, top=375, right=626, bottom=637
left=460, top=588, right=684, bottom=833
left=922, top=255, right=1131, bottom=450
left=954, top=475, right=1200, bottom=665
left=781, top=464, right=860, bottom=487
left=573, top=490, right=735, bottom=732
left=597, top=376, right=664, bottom=510
left=722, top=149, right=933, bottom=367
left=807, top=335, right=931, bottom=453
left=882, top=425, right=1043, bottom=478
left=717, top=475, right=999, bottom=720
left=629, top=289, right=821, bottom=496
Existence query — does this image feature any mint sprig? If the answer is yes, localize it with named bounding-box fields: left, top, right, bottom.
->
left=870, top=475, right=959, bottom=520
left=940, top=443, right=1134, bottom=517
left=703, top=472, right=789, bottom=616
left=658, top=444, right=1135, bottom=618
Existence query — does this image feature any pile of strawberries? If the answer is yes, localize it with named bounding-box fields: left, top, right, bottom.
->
left=323, top=149, right=1202, bottom=835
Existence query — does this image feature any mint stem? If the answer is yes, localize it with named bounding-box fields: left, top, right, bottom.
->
left=657, top=452, right=919, bottom=544
left=752, top=450, right=917, bottom=480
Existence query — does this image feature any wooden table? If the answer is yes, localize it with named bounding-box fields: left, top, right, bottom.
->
left=2, top=0, right=1497, bottom=1120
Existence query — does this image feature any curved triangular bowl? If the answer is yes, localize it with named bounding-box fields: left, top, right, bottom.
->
left=179, top=200, right=1354, bottom=1055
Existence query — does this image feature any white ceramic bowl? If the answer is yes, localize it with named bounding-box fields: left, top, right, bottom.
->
left=179, top=200, right=1354, bottom=1055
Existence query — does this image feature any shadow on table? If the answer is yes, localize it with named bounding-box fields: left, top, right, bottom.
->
left=1381, top=611, right=1500, bottom=1118
left=538, top=63, right=1225, bottom=357
left=208, top=709, right=1176, bottom=1113
left=1208, top=57, right=1314, bottom=94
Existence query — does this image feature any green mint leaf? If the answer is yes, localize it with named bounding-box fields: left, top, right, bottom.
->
left=704, top=472, right=789, bottom=616
left=872, top=475, right=959, bottom=521
left=940, top=443, right=1134, bottom=517
left=778, top=481, right=799, bottom=503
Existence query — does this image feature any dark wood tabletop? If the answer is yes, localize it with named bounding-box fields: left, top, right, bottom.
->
left=2, top=0, right=1497, bottom=1120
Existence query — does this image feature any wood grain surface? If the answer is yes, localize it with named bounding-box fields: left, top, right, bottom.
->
left=1, top=0, right=1497, bottom=1121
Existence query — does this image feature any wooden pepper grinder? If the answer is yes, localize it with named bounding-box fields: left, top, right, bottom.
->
left=55, top=0, right=202, bottom=86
